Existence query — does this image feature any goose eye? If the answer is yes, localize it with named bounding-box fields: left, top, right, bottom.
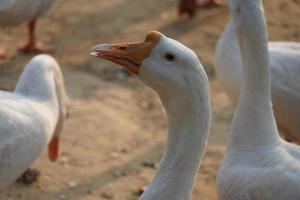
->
left=164, top=53, right=175, bottom=62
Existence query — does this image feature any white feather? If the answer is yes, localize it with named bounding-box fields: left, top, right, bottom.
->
left=93, top=33, right=211, bottom=200
left=0, top=0, right=53, bottom=27
left=0, top=55, right=68, bottom=190
left=215, top=14, right=300, bottom=142
left=217, top=1, right=300, bottom=199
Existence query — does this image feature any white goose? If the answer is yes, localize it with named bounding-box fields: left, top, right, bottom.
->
left=92, top=31, right=211, bottom=200
left=0, top=0, right=54, bottom=58
left=215, top=1, right=300, bottom=142
left=0, top=54, right=69, bottom=189
left=217, top=0, right=300, bottom=199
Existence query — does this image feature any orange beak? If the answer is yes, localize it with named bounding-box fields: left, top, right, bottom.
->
left=48, top=136, right=59, bottom=162
left=91, top=31, right=161, bottom=74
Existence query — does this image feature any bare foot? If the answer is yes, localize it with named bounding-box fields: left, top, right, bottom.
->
left=19, top=43, right=53, bottom=54
left=178, top=0, right=197, bottom=17
left=19, top=19, right=53, bottom=54
left=178, top=0, right=221, bottom=17
left=0, top=47, right=6, bottom=59
left=17, top=168, right=40, bottom=185
left=135, top=186, right=147, bottom=196
left=198, top=0, right=221, bottom=8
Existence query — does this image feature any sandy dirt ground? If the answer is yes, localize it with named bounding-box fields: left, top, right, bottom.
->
left=0, top=0, right=299, bottom=199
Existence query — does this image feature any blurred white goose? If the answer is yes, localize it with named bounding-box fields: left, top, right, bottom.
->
left=215, top=1, right=300, bottom=143
left=217, top=0, right=300, bottom=199
left=0, top=0, right=54, bottom=58
left=92, top=31, right=211, bottom=200
left=0, top=54, right=69, bottom=190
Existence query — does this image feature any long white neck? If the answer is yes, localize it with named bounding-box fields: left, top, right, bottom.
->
left=13, top=55, right=67, bottom=142
left=214, top=18, right=243, bottom=103
left=140, top=72, right=211, bottom=200
left=228, top=0, right=280, bottom=149
left=215, top=17, right=241, bottom=68
left=15, top=69, right=57, bottom=105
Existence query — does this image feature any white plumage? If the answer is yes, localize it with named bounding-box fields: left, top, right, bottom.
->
left=215, top=12, right=300, bottom=142
left=0, top=54, right=69, bottom=190
left=92, top=31, right=211, bottom=200
left=0, top=0, right=53, bottom=27
left=217, top=0, right=300, bottom=199
left=0, top=0, right=54, bottom=57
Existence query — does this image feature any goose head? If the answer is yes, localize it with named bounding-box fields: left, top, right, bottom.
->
left=91, top=32, right=210, bottom=199
left=91, top=31, right=205, bottom=98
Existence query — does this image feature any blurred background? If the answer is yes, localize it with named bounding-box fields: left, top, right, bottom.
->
left=0, top=0, right=299, bottom=199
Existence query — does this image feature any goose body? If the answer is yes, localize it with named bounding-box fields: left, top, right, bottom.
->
left=0, top=0, right=53, bottom=27
left=217, top=0, right=300, bottom=199
left=92, top=31, right=211, bottom=200
left=0, top=55, right=68, bottom=189
left=0, top=0, right=54, bottom=57
left=215, top=15, right=300, bottom=142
